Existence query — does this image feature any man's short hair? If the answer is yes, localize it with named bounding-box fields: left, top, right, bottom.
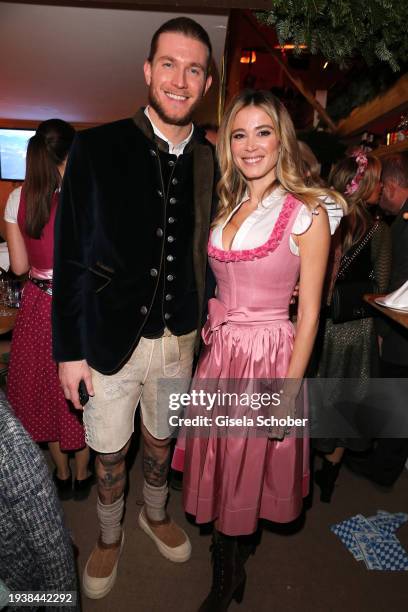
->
left=382, top=152, right=408, bottom=188
left=148, top=17, right=212, bottom=72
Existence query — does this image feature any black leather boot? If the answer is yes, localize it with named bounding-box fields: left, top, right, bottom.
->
left=315, top=457, right=341, bottom=503
left=237, top=533, right=257, bottom=564
left=198, top=530, right=246, bottom=612
left=53, top=468, right=72, bottom=501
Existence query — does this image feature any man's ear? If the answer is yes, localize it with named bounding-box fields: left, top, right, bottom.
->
left=203, top=74, right=213, bottom=97
left=387, top=180, right=397, bottom=198
left=144, top=60, right=152, bottom=86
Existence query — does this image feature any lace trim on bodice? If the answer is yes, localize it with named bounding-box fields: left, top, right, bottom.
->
left=208, top=194, right=300, bottom=262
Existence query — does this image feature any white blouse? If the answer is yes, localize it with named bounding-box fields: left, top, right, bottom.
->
left=211, top=187, right=343, bottom=256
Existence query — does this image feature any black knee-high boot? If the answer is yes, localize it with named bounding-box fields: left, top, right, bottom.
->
left=198, top=529, right=246, bottom=612
left=315, top=457, right=341, bottom=503
left=237, top=533, right=257, bottom=564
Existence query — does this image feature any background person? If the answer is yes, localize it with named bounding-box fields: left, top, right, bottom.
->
left=347, top=152, right=408, bottom=485
left=298, top=140, right=325, bottom=187
left=0, top=392, right=79, bottom=609
left=199, top=122, right=218, bottom=146
left=313, top=152, right=391, bottom=502
left=5, top=119, right=92, bottom=502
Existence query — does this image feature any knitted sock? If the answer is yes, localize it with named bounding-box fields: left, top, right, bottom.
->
left=97, top=495, right=124, bottom=545
left=143, top=480, right=168, bottom=522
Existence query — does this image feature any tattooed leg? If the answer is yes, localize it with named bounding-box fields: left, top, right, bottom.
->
left=141, top=424, right=171, bottom=521
left=94, top=441, right=130, bottom=545
left=96, top=440, right=130, bottom=505
left=141, top=424, right=171, bottom=487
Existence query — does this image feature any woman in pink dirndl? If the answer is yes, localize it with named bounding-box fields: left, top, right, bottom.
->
left=172, top=90, right=346, bottom=611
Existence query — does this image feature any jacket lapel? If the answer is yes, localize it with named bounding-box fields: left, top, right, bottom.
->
left=193, top=143, right=214, bottom=309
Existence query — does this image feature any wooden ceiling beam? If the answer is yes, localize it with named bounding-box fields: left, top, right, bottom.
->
left=240, top=11, right=337, bottom=132
left=6, top=0, right=269, bottom=10
left=336, top=73, right=408, bottom=136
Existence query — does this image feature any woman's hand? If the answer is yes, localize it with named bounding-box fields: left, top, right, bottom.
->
left=267, top=391, right=297, bottom=440
left=267, top=380, right=301, bottom=440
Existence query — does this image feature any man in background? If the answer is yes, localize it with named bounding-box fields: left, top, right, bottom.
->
left=347, top=152, right=408, bottom=485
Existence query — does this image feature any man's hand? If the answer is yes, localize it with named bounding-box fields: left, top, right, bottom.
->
left=58, top=360, right=94, bottom=410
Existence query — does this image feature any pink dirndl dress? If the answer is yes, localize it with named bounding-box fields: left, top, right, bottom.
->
left=6, top=190, right=85, bottom=451
left=172, top=194, right=309, bottom=535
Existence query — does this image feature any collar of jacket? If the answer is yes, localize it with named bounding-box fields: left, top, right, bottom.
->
left=132, top=107, right=206, bottom=155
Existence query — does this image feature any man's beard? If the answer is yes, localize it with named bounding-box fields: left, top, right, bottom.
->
left=148, top=87, right=202, bottom=127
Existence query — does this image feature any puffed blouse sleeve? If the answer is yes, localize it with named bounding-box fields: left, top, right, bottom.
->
left=4, top=186, right=22, bottom=224
left=289, top=195, right=344, bottom=255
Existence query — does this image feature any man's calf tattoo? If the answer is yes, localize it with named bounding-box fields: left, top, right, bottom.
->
left=96, top=444, right=129, bottom=504
left=143, top=452, right=170, bottom=487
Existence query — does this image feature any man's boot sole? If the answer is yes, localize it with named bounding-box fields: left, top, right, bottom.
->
left=138, top=508, right=191, bottom=563
left=82, top=531, right=125, bottom=599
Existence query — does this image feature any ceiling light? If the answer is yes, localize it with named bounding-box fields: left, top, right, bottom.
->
left=240, top=50, right=257, bottom=64
left=273, top=44, right=307, bottom=50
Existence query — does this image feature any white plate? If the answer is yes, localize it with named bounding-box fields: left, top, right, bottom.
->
left=375, top=298, right=408, bottom=312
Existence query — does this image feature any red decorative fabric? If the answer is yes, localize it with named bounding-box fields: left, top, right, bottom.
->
left=207, top=194, right=299, bottom=262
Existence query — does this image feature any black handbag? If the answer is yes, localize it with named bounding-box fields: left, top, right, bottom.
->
left=330, top=223, right=379, bottom=324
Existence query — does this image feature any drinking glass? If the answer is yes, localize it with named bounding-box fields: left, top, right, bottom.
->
left=0, top=279, right=10, bottom=316
left=6, top=280, right=23, bottom=308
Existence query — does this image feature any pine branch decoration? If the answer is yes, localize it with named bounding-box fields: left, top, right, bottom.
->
left=256, top=0, right=408, bottom=70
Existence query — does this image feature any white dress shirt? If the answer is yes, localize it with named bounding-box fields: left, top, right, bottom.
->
left=144, top=106, right=194, bottom=157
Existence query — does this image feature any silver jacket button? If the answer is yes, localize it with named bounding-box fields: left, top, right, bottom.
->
left=166, top=274, right=174, bottom=281
left=169, top=197, right=177, bottom=205
left=150, top=268, right=158, bottom=277
left=164, top=313, right=172, bottom=320
left=171, top=177, right=178, bottom=185
left=140, top=305, right=148, bottom=315
left=166, top=254, right=174, bottom=262
left=165, top=294, right=173, bottom=301
left=156, top=228, right=163, bottom=237
left=168, top=217, right=175, bottom=224
left=167, top=235, right=175, bottom=243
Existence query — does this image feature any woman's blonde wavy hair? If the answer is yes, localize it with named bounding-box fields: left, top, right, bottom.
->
left=329, top=154, right=381, bottom=252
left=214, top=90, right=347, bottom=225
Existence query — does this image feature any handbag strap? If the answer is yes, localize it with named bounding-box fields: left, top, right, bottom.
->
left=336, top=221, right=380, bottom=280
